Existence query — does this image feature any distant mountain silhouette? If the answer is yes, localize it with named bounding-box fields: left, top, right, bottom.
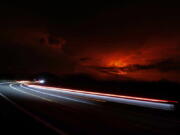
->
left=0, top=72, right=179, bottom=100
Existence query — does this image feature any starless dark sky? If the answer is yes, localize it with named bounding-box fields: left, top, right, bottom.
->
left=0, top=1, right=180, bottom=82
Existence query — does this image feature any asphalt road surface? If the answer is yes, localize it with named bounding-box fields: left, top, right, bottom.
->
left=0, top=82, right=179, bottom=135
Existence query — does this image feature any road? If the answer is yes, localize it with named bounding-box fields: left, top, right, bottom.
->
left=0, top=82, right=179, bottom=135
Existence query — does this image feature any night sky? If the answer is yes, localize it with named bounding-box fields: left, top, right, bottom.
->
left=0, top=1, right=180, bottom=82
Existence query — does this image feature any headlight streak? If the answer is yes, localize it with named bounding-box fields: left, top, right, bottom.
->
left=25, top=84, right=177, bottom=111
left=20, top=84, right=95, bottom=105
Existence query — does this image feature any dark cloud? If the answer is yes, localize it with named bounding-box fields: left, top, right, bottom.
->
left=0, top=1, right=180, bottom=82
left=39, top=34, right=66, bottom=49
left=92, top=58, right=180, bottom=74
left=79, top=57, right=92, bottom=62
left=0, top=26, right=73, bottom=75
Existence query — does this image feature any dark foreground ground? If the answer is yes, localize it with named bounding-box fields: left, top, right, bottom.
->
left=0, top=95, right=58, bottom=135
left=0, top=82, right=180, bottom=135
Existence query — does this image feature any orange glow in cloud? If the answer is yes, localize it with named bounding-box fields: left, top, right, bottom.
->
left=108, top=59, right=127, bottom=67
left=107, top=59, right=128, bottom=75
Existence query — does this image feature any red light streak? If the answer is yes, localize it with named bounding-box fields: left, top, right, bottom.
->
left=26, top=84, right=178, bottom=103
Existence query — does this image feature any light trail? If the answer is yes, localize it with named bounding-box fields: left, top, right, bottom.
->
left=24, top=84, right=178, bottom=111
left=9, top=84, right=53, bottom=102
left=20, top=84, right=95, bottom=105
left=26, top=84, right=177, bottom=103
